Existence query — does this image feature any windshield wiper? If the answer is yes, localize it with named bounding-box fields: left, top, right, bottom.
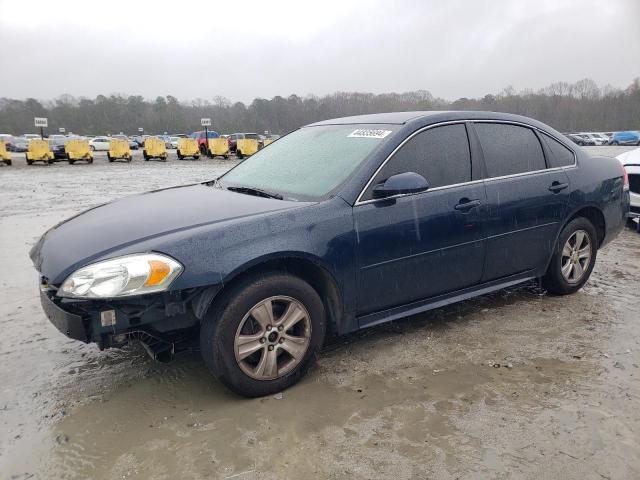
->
left=226, top=186, right=283, bottom=200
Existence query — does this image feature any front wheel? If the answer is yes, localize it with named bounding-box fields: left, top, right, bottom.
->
left=200, top=273, right=325, bottom=397
left=236, top=150, right=243, bottom=159
left=542, top=217, right=597, bottom=295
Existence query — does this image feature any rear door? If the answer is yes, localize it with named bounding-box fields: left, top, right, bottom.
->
left=472, top=122, right=571, bottom=282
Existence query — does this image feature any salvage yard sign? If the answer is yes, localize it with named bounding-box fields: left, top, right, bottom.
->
left=201, top=118, right=212, bottom=127
left=34, top=117, right=48, bottom=128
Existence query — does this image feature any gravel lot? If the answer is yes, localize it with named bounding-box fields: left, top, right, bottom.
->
left=1, top=146, right=639, bottom=479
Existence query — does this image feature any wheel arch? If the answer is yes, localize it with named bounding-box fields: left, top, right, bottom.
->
left=197, top=254, right=344, bottom=336
left=565, top=205, right=606, bottom=248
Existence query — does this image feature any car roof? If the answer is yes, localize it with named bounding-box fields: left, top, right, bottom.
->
left=306, top=110, right=550, bottom=127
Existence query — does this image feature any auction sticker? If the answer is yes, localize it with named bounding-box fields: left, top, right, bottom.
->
left=348, top=129, right=392, bottom=139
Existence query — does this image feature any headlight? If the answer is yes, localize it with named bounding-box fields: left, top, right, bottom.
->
left=58, top=253, right=183, bottom=299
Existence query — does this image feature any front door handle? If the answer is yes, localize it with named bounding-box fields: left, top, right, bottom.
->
left=454, top=198, right=481, bottom=212
left=548, top=181, right=569, bottom=193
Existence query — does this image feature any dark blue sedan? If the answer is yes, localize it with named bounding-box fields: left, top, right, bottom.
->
left=30, top=111, right=630, bottom=397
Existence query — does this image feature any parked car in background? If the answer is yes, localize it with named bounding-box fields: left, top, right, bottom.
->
left=12, top=137, right=29, bottom=152
left=228, top=132, right=262, bottom=153
left=23, top=134, right=41, bottom=140
left=578, top=133, right=608, bottom=145
left=89, top=136, right=110, bottom=151
left=610, top=131, right=640, bottom=146
left=29, top=111, right=629, bottom=397
left=49, top=137, right=68, bottom=160
left=170, top=137, right=180, bottom=149
left=111, top=134, right=139, bottom=150
left=190, top=130, right=220, bottom=154
left=617, top=148, right=640, bottom=226
left=0, top=134, right=16, bottom=151
left=565, top=134, right=595, bottom=146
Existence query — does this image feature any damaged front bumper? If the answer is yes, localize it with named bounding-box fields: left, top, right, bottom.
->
left=37, top=279, right=219, bottom=356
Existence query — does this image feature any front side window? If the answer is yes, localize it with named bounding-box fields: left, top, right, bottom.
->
left=219, top=124, right=399, bottom=201
left=362, top=123, right=471, bottom=200
left=475, top=123, right=546, bottom=178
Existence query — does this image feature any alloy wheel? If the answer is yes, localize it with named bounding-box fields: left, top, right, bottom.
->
left=561, top=229, right=592, bottom=283
left=234, top=296, right=311, bottom=380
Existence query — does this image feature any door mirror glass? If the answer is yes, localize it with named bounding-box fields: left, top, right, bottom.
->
left=372, top=172, right=430, bottom=198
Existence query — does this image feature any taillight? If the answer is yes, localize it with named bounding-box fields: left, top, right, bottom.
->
left=622, top=164, right=629, bottom=190
left=227, top=138, right=231, bottom=145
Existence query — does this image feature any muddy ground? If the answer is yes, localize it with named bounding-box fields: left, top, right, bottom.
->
left=1, top=146, right=639, bottom=479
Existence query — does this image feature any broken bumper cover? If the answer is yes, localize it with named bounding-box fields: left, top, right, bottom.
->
left=40, top=290, right=88, bottom=341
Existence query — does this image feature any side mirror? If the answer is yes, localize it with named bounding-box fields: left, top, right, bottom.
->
left=372, top=172, right=430, bottom=199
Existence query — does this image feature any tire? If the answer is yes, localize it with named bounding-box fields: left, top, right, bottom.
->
left=107, top=153, right=113, bottom=162
left=542, top=217, right=598, bottom=295
left=224, top=155, right=228, bottom=159
left=88, top=157, right=93, bottom=164
left=237, top=150, right=243, bottom=159
left=4, top=160, right=11, bottom=166
left=200, top=272, right=326, bottom=398
left=612, top=141, right=619, bottom=146
left=177, top=150, right=184, bottom=160
left=68, top=159, right=75, bottom=165
left=90, top=145, right=95, bottom=151
left=143, top=150, right=149, bottom=161
left=127, top=156, right=132, bottom=163
left=194, top=155, right=200, bottom=160
left=26, top=154, right=33, bottom=165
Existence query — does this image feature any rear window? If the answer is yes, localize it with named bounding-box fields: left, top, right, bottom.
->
left=542, top=134, right=575, bottom=168
left=475, top=123, right=546, bottom=178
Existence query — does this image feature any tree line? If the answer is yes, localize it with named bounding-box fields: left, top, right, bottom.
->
left=0, top=78, right=638, bottom=136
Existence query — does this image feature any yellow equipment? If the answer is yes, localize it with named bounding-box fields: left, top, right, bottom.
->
left=176, top=138, right=200, bottom=160
left=108, top=138, right=132, bottom=163
left=26, top=139, right=55, bottom=165
left=207, top=138, right=229, bottom=159
left=263, top=138, right=273, bottom=147
left=65, top=139, right=93, bottom=164
left=236, top=138, right=258, bottom=159
left=0, top=141, right=11, bottom=165
left=143, top=137, right=167, bottom=161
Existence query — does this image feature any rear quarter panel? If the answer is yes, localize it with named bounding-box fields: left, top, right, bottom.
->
left=564, top=151, right=627, bottom=246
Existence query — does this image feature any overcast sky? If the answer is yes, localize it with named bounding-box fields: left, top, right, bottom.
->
left=0, top=0, right=638, bottom=103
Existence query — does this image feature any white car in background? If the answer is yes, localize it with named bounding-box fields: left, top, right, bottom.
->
left=579, top=132, right=608, bottom=145
left=617, top=148, right=640, bottom=228
left=89, top=136, right=110, bottom=151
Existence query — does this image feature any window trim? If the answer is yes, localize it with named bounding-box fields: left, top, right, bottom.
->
left=354, top=119, right=577, bottom=206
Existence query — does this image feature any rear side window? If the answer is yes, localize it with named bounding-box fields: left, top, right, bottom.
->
left=541, top=134, right=575, bottom=168
left=363, top=124, right=471, bottom=199
left=475, top=123, right=546, bottom=178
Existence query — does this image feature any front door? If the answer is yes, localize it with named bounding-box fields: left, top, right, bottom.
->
left=354, top=123, right=487, bottom=317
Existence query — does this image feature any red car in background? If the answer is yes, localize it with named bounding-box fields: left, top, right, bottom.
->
left=190, top=130, right=220, bottom=154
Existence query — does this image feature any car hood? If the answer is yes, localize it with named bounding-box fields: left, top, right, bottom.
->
left=617, top=148, right=640, bottom=167
left=30, top=183, right=308, bottom=284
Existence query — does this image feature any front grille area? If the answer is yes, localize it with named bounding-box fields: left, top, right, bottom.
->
left=630, top=174, right=640, bottom=195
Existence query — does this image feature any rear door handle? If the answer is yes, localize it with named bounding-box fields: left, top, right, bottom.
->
left=454, top=198, right=481, bottom=211
left=548, top=181, right=569, bottom=193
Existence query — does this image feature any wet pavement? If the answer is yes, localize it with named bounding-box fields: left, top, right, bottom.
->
left=1, top=146, right=639, bottom=479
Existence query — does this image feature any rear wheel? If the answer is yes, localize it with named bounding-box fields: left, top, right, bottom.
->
left=177, top=150, right=184, bottom=160
left=4, top=159, right=11, bottom=166
left=26, top=154, right=33, bottom=165
left=143, top=150, right=149, bottom=161
left=200, top=272, right=325, bottom=397
left=107, top=153, right=113, bottom=162
left=237, top=150, right=243, bottom=159
left=542, top=217, right=597, bottom=295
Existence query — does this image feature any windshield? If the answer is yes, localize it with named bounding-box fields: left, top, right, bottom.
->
left=218, top=124, right=398, bottom=201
